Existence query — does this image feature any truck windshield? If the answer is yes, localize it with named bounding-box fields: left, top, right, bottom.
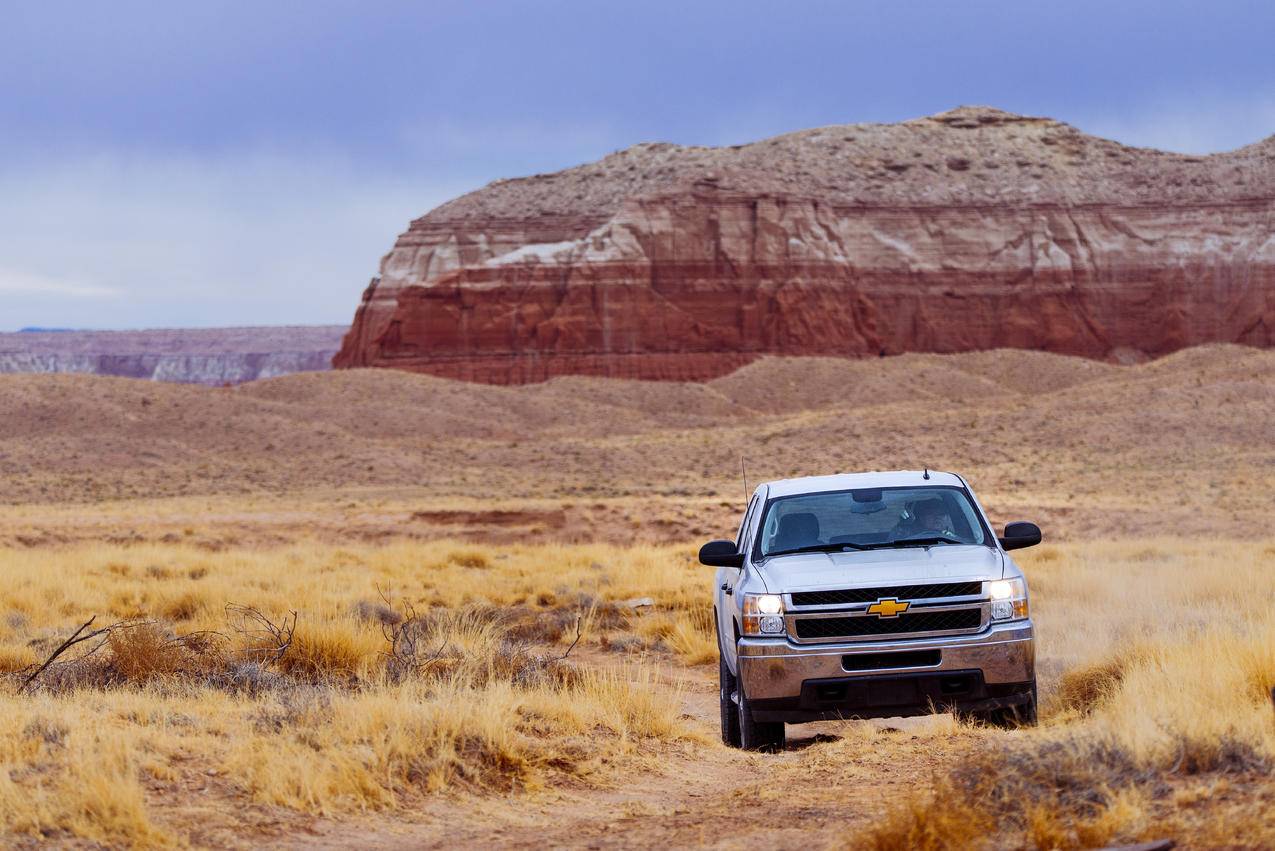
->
left=757, top=486, right=989, bottom=557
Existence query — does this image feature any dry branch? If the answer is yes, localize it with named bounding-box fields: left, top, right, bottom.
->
left=561, top=616, right=583, bottom=660
left=20, top=615, right=109, bottom=693
left=226, top=604, right=297, bottom=663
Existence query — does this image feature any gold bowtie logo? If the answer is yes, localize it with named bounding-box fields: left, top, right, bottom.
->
left=867, top=598, right=910, bottom=618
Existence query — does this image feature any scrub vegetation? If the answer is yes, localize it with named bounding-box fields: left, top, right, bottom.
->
left=863, top=540, right=1275, bottom=850
left=0, top=542, right=707, bottom=846
left=1, top=346, right=1272, bottom=847
left=0, top=537, right=1270, bottom=847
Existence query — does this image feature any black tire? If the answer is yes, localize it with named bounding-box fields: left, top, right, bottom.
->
left=971, top=682, right=1038, bottom=728
left=718, top=647, right=742, bottom=748
left=738, top=684, right=786, bottom=752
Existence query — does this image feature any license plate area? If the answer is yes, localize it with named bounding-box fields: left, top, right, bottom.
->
left=799, top=670, right=988, bottom=711
left=841, top=649, right=941, bottom=672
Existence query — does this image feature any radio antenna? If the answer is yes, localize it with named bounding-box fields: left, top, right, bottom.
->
left=923, top=466, right=931, bottom=480
left=740, top=456, right=750, bottom=503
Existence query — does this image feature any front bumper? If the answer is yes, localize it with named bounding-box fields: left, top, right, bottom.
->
left=737, top=621, right=1034, bottom=723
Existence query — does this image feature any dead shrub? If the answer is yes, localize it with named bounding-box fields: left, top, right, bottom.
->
left=14, top=608, right=280, bottom=694
left=225, top=604, right=297, bottom=665
left=108, top=623, right=228, bottom=684
left=860, top=776, right=992, bottom=851
left=351, top=600, right=403, bottom=627
left=1054, top=657, right=1127, bottom=715
left=109, top=623, right=186, bottom=681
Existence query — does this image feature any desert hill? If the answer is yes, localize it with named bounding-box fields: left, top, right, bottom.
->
left=336, top=106, right=1275, bottom=383
left=2, top=345, right=1272, bottom=544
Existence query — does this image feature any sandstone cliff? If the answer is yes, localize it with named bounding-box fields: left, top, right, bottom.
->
left=0, top=326, right=346, bottom=385
left=335, top=107, right=1275, bottom=382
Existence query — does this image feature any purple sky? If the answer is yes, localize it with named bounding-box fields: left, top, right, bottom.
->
left=2, top=0, right=1273, bottom=329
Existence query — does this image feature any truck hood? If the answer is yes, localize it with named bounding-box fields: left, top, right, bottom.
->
left=756, top=545, right=1003, bottom=593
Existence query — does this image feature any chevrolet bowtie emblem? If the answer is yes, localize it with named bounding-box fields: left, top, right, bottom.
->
left=866, top=598, right=910, bottom=618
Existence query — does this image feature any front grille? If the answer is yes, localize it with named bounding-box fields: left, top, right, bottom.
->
left=791, top=582, right=983, bottom=607
left=794, top=608, right=983, bottom=639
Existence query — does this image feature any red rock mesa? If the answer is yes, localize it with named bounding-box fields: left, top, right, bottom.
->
left=335, top=107, right=1275, bottom=383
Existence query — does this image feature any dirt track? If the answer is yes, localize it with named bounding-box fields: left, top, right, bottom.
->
left=288, top=661, right=963, bottom=850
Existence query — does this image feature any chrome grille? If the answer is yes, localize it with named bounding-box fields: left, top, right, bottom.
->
left=793, top=608, right=983, bottom=639
left=790, top=582, right=983, bottom=607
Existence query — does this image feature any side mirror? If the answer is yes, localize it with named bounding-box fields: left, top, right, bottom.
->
left=999, top=521, right=1042, bottom=551
left=699, top=539, right=744, bottom=568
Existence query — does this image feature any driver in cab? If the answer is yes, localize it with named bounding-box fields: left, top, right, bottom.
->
left=908, top=498, right=954, bottom=538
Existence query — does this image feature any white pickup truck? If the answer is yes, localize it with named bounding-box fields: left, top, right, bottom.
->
left=701, top=470, right=1040, bottom=751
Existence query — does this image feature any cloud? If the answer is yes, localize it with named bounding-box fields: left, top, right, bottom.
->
left=0, top=270, right=120, bottom=298
left=1074, top=96, right=1275, bottom=154
left=0, top=151, right=473, bottom=330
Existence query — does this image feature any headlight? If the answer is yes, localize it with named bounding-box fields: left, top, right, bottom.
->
left=742, top=594, right=786, bottom=635
left=986, top=578, right=1029, bottom=621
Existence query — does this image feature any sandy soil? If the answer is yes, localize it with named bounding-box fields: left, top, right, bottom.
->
left=2, top=345, right=1272, bottom=848
left=263, top=661, right=956, bottom=851
left=2, top=345, right=1273, bottom=545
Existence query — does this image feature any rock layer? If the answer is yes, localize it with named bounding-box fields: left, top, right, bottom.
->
left=335, top=107, right=1275, bottom=382
left=0, top=326, right=346, bottom=385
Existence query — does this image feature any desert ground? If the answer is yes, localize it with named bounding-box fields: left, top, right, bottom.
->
left=1, top=345, right=1273, bottom=849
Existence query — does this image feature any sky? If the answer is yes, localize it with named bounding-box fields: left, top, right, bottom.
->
left=2, top=0, right=1273, bottom=330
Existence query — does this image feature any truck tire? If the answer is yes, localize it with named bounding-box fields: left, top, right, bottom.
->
left=718, top=647, right=742, bottom=748
left=971, top=682, right=1038, bottom=728
left=738, top=684, right=786, bottom=752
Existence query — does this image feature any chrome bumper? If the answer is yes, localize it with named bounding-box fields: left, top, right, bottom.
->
left=737, top=621, right=1034, bottom=702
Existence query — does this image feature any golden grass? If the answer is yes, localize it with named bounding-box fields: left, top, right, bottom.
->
left=2, top=536, right=1273, bottom=847
left=860, top=538, right=1275, bottom=850
left=0, top=539, right=705, bottom=846
left=634, top=608, right=718, bottom=665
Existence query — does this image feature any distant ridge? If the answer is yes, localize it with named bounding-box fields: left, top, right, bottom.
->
left=0, top=325, right=347, bottom=385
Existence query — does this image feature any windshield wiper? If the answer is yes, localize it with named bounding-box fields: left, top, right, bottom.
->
left=766, top=541, right=872, bottom=558
left=862, top=536, right=959, bottom=550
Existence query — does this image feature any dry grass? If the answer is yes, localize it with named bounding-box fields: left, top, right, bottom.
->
left=1, top=535, right=1272, bottom=847
left=0, top=345, right=1271, bottom=847
left=860, top=539, right=1275, bottom=850
left=2, top=346, right=1274, bottom=547
left=0, top=539, right=709, bottom=847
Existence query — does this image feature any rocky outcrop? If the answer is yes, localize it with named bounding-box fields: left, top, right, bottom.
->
left=0, top=326, right=346, bottom=385
left=336, top=107, right=1275, bottom=382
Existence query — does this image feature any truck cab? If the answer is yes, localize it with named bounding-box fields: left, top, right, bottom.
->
left=701, top=470, right=1040, bottom=751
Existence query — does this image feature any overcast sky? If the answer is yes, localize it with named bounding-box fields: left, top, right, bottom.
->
left=2, top=0, right=1273, bottom=330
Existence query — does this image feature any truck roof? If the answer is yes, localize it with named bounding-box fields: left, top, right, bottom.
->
left=760, top=470, right=966, bottom=499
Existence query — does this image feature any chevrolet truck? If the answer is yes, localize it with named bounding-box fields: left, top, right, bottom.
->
left=701, top=470, right=1040, bottom=751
